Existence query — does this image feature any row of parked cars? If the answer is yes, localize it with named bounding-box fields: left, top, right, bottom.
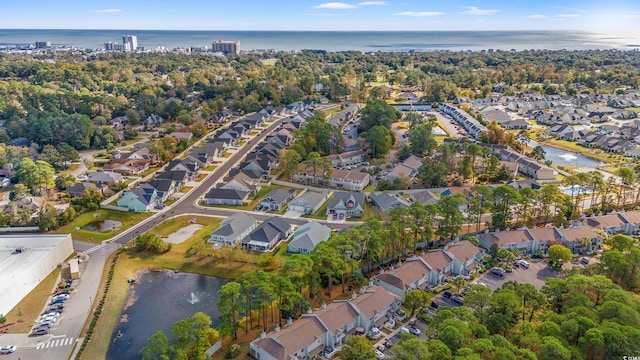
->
left=31, top=280, right=73, bottom=336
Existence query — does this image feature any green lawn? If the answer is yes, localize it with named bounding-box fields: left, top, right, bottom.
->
left=324, top=106, right=343, bottom=117
left=141, top=166, right=161, bottom=177
left=51, top=209, right=153, bottom=242
left=302, top=201, right=329, bottom=220
left=363, top=184, right=377, bottom=192
left=202, top=165, right=218, bottom=171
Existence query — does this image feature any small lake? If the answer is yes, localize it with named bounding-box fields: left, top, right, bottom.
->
left=106, top=270, right=230, bottom=360
left=81, top=220, right=122, bottom=232
left=528, top=140, right=603, bottom=167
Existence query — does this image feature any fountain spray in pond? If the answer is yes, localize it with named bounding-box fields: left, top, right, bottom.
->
left=188, top=292, right=199, bottom=304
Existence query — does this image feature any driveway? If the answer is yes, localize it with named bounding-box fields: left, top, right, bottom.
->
left=283, top=209, right=303, bottom=219
left=429, top=111, right=463, bottom=139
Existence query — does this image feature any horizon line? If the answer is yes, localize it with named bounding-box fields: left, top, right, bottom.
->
left=0, top=28, right=598, bottom=33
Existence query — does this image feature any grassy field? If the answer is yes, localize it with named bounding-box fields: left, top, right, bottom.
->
left=79, top=215, right=267, bottom=360
left=3, top=268, right=60, bottom=333
left=51, top=209, right=153, bottom=242
left=260, top=58, right=278, bottom=66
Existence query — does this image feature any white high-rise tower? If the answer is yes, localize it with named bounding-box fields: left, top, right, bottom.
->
left=122, top=35, right=138, bottom=52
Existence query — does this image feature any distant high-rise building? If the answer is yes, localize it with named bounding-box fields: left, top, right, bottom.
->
left=211, top=40, right=240, bottom=55
left=122, top=35, right=138, bottom=52
left=35, top=41, right=51, bottom=49
left=104, top=41, right=126, bottom=51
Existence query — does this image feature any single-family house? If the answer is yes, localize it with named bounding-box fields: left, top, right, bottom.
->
left=242, top=218, right=293, bottom=252
left=143, top=114, right=164, bottom=127
left=288, top=221, right=332, bottom=254
left=326, top=192, right=365, bottom=219
left=220, top=172, right=262, bottom=196
left=87, top=171, right=123, bottom=186
left=369, top=192, right=410, bottom=212
left=209, top=213, right=258, bottom=246
left=203, top=188, right=249, bottom=206
left=288, top=191, right=330, bottom=215
left=103, top=160, right=150, bottom=175
left=143, top=179, right=179, bottom=202
left=409, top=190, right=439, bottom=205
left=259, top=189, right=296, bottom=211
left=117, top=187, right=159, bottom=212
left=64, top=182, right=105, bottom=198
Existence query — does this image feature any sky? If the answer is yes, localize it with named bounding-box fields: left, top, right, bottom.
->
left=2, top=0, right=640, bottom=31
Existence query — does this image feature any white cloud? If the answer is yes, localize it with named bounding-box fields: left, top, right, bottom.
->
left=313, top=2, right=356, bottom=9
left=395, top=11, right=444, bottom=17
left=528, top=14, right=547, bottom=19
left=558, top=14, right=581, bottom=18
left=358, top=1, right=386, bottom=5
left=461, top=7, right=498, bottom=15
left=552, top=6, right=587, bottom=13
left=95, top=8, right=121, bottom=13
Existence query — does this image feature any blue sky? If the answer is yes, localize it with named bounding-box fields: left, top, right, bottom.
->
left=2, top=0, right=640, bottom=31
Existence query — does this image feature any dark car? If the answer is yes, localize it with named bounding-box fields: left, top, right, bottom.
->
left=443, top=290, right=452, bottom=299
left=430, top=301, right=439, bottom=309
left=451, top=296, right=465, bottom=306
left=490, top=268, right=505, bottom=277
left=581, top=257, right=590, bottom=265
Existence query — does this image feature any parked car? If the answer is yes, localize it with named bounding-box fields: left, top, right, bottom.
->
left=53, top=294, right=70, bottom=300
left=490, top=268, right=505, bottom=277
left=395, top=310, right=407, bottom=321
left=581, top=257, right=590, bottom=265
left=443, top=290, right=452, bottom=299
left=47, top=304, right=64, bottom=312
left=31, top=328, right=49, bottom=336
left=517, top=260, right=530, bottom=269
left=430, top=301, right=439, bottom=309
left=0, top=345, right=16, bottom=354
left=37, top=320, right=55, bottom=328
left=408, top=326, right=421, bottom=335
left=451, top=296, right=465, bottom=306
left=375, top=349, right=386, bottom=359
left=50, top=298, right=65, bottom=305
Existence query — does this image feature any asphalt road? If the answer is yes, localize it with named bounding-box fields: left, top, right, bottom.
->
left=111, top=116, right=355, bottom=247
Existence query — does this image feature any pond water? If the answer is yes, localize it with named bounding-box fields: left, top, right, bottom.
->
left=528, top=140, right=603, bottom=167
left=106, top=270, right=229, bottom=360
left=81, top=220, right=122, bottom=232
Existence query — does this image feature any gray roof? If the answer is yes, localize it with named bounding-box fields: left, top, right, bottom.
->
left=243, top=218, right=291, bottom=245
left=289, top=221, right=331, bottom=251
left=328, top=192, right=365, bottom=211
left=369, top=192, right=410, bottom=212
left=211, top=213, right=257, bottom=240
left=410, top=190, right=438, bottom=205
left=204, top=188, right=249, bottom=201
left=289, top=191, right=328, bottom=209
left=262, top=188, right=295, bottom=204
left=87, top=171, right=123, bottom=183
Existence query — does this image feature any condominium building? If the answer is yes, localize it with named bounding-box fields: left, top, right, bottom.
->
left=211, top=40, right=240, bottom=55
left=122, top=35, right=138, bottom=52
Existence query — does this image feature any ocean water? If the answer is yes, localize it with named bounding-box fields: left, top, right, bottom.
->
left=0, top=29, right=637, bottom=52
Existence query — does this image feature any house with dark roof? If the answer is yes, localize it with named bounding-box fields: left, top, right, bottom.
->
left=326, top=192, right=365, bottom=219
left=208, top=213, right=258, bottom=246
left=369, top=192, right=410, bottom=212
left=65, top=182, right=106, bottom=198
left=219, top=172, right=262, bottom=196
left=143, top=114, right=164, bottom=127
left=242, top=218, right=293, bottom=252
left=288, top=221, right=331, bottom=254
left=142, top=179, right=179, bottom=202
left=203, top=188, right=249, bottom=206
left=155, top=170, right=189, bottom=183
left=117, top=187, right=159, bottom=212
left=103, top=160, right=150, bottom=175
left=259, top=189, right=296, bottom=211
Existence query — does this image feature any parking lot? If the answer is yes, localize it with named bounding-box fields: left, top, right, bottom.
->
left=474, top=259, right=559, bottom=291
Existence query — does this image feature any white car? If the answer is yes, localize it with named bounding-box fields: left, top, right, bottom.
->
left=54, top=294, right=70, bottom=300
left=375, top=349, right=386, bottom=359
left=0, top=345, right=16, bottom=354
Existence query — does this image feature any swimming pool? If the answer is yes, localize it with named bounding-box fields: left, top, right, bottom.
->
left=559, top=185, right=592, bottom=195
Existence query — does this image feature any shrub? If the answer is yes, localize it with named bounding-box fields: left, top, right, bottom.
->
left=224, top=344, right=241, bottom=359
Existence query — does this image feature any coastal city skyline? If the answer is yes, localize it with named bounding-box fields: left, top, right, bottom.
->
left=1, top=0, right=639, bottom=32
